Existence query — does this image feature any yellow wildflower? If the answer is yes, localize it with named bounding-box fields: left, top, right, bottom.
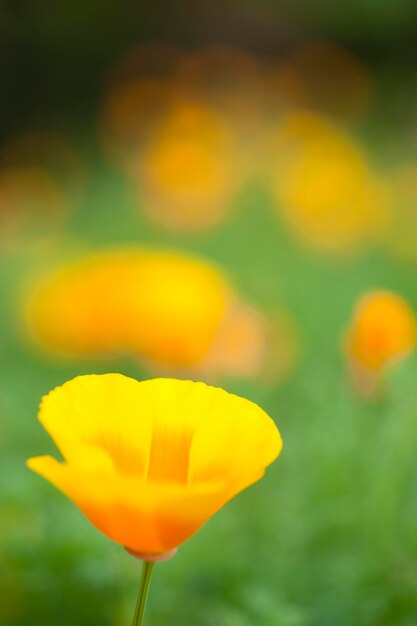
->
left=27, top=374, right=282, bottom=557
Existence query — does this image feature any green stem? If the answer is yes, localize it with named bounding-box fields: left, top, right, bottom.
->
left=131, top=561, right=155, bottom=626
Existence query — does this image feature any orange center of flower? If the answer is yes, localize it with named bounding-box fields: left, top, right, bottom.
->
left=146, top=426, right=193, bottom=484
left=90, top=427, right=193, bottom=485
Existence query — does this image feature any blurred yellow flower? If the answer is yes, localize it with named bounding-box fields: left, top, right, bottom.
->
left=270, top=111, right=389, bottom=254
left=124, top=250, right=229, bottom=366
left=27, top=374, right=282, bottom=557
left=137, top=102, right=239, bottom=230
left=345, top=291, right=416, bottom=393
left=100, top=45, right=266, bottom=232
left=24, top=249, right=229, bottom=367
left=25, top=248, right=287, bottom=381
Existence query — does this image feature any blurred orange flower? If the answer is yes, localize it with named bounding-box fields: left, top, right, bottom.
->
left=137, top=102, right=240, bottom=230
left=27, top=374, right=282, bottom=557
left=345, top=290, right=416, bottom=394
left=99, top=44, right=272, bottom=231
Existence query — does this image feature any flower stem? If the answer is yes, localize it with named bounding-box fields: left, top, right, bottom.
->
left=131, top=560, right=155, bottom=626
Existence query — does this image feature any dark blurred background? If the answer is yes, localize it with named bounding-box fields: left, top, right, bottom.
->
left=1, top=0, right=417, bottom=138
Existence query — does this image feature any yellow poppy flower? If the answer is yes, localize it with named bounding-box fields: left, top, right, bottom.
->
left=27, top=374, right=282, bottom=558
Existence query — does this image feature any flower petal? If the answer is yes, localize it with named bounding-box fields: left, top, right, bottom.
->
left=38, top=374, right=153, bottom=477
left=188, top=386, right=282, bottom=491
left=28, top=455, right=233, bottom=553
